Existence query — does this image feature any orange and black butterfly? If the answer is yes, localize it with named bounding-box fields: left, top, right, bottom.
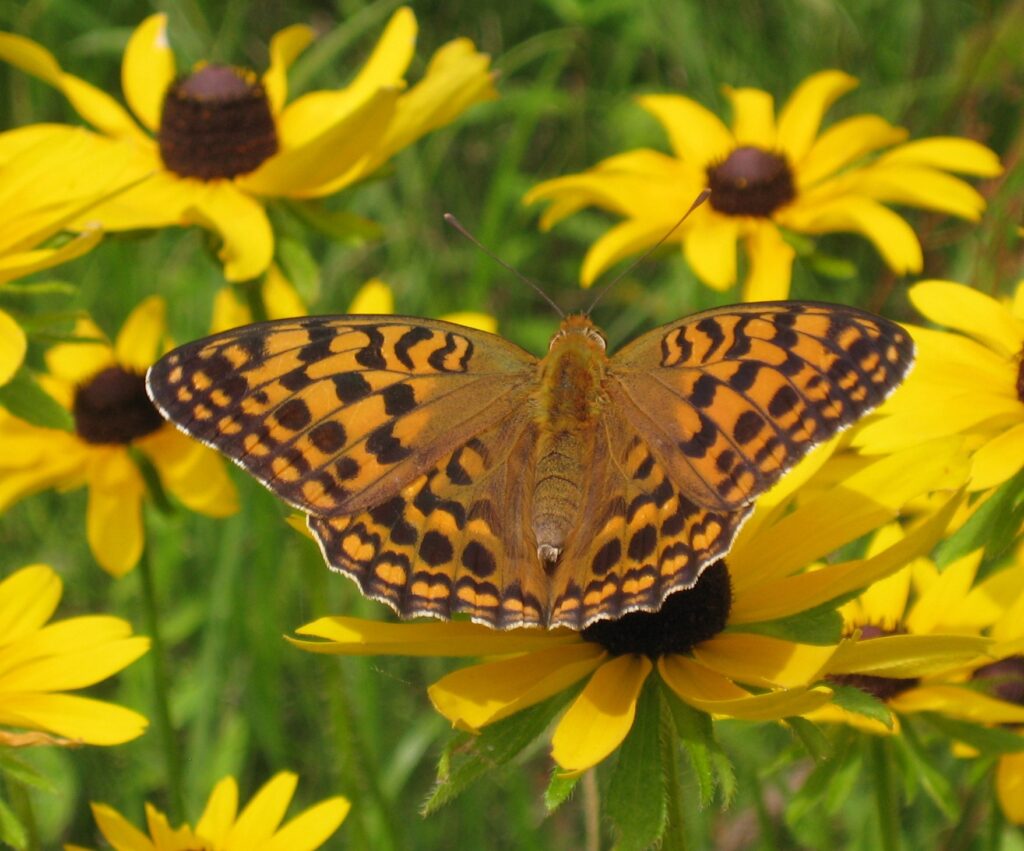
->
left=146, top=302, right=912, bottom=630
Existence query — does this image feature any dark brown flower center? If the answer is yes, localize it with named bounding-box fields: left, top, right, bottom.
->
left=73, top=366, right=165, bottom=445
left=827, top=624, right=919, bottom=701
left=158, top=64, right=278, bottom=180
left=1016, top=350, right=1024, bottom=404
left=971, top=656, right=1024, bottom=706
left=581, top=561, right=732, bottom=657
left=706, top=146, right=796, bottom=217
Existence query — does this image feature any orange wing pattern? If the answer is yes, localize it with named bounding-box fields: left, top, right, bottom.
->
left=308, top=409, right=550, bottom=629
left=609, top=301, right=914, bottom=511
left=146, top=316, right=536, bottom=517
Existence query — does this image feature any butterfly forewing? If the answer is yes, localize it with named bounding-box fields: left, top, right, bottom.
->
left=146, top=316, right=537, bottom=517
left=608, top=302, right=914, bottom=512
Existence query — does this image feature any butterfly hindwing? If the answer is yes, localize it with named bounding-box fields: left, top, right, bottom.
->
left=608, top=301, right=914, bottom=512
left=146, top=316, right=537, bottom=516
left=308, top=408, right=549, bottom=629
left=549, top=409, right=750, bottom=629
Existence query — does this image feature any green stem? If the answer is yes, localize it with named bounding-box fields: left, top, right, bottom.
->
left=581, top=770, right=600, bottom=851
left=660, top=691, right=688, bottom=851
left=242, top=277, right=269, bottom=323
left=4, top=774, right=39, bottom=851
left=866, top=736, right=900, bottom=851
left=138, top=543, right=185, bottom=821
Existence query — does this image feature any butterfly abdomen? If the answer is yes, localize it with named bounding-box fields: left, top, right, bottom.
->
left=532, top=317, right=609, bottom=564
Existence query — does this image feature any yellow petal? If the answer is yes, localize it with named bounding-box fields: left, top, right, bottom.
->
left=796, top=115, right=907, bottom=188
left=776, top=70, right=858, bottom=162
left=723, top=85, right=775, bottom=147
left=262, top=24, right=316, bottom=114
left=342, top=7, right=418, bottom=108
left=0, top=229, right=104, bottom=287
left=877, top=137, right=1002, bottom=176
left=44, top=316, right=113, bottom=384
left=826, top=634, right=991, bottom=678
left=347, top=279, right=394, bottom=314
left=146, top=803, right=200, bottom=849
left=969, top=422, right=1024, bottom=491
left=226, top=772, right=297, bottom=848
left=261, top=798, right=351, bottom=851
left=139, top=428, right=239, bottom=518
left=855, top=557, right=912, bottom=628
left=910, top=280, right=1024, bottom=358
left=210, top=286, right=252, bottom=334
left=0, top=32, right=144, bottom=142
left=292, top=616, right=578, bottom=657
left=658, top=655, right=832, bottom=719
left=891, top=684, right=1024, bottom=724
left=684, top=212, right=739, bottom=291
left=263, top=264, right=307, bottom=319
left=428, top=643, right=606, bottom=731
left=87, top=450, right=145, bottom=577
left=0, top=692, right=148, bottom=745
left=692, top=634, right=836, bottom=688
left=186, top=184, right=274, bottom=282
left=850, top=165, right=987, bottom=221
left=0, top=309, right=26, bottom=386
left=905, top=549, right=981, bottom=635
left=0, top=565, right=61, bottom=644
left=741, top=221, right=795, bottom=301
left=114, top=296, right=165, bottom=372
left=90, top=802, right=157, bottom=851
left=439, top=312, right=497, bottom=333
left=121, top=13, right=175, bottom=132
left=243, top=87, right=400, bottom=198
left=550, top=654, right=651, bottom=772
left=581, top=217, right=677, bottom=288
left=637, top=93, right=733, bottom=164
left=343, top=38, right=497, bottom=187
left=196, top=776, right=239, bottom=843
left=997, top=752, right=1024, bottom=824
left=782, top=195, right=922, bottom=273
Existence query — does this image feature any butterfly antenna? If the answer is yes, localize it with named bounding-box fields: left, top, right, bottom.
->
left=444, top=213, right=565, bottom=319
left=585, top=189, right=711, bottom=316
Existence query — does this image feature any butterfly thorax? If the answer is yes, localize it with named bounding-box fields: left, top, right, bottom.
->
left=532, top=315, right=609, bottom=567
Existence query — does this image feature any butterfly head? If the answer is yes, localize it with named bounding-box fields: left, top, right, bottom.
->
left=548, top=314, right=607, bottom=353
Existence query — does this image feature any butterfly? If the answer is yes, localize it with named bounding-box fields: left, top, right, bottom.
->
left=146, top=302, right=913, bottom=630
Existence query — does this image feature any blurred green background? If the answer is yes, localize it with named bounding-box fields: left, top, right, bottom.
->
left=0, top=0, right=1021, bottom=847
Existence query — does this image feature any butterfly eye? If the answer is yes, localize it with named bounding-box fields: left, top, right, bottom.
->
left=548, top=329, right=567, bottom=350
left=584, top=327, right=607, bottom=350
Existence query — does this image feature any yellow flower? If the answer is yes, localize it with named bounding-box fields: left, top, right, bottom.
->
left=65, top=771, right=349, bottom=851
left=525, top=70, right=1001, bottom=300
left=0, top=8, right=497, bottom=282
left=0, top=128, right=145, bottom=384
left=854, top=279, right=1024, bottom=491
left=0, top=564, right=148, bottom=746
left=292, top=438, right=965, bottom=774
left=211, top=275, right=498, bottom=334
left=0, top=297, right=237, bottom=576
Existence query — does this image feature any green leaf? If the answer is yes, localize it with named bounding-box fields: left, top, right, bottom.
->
left=829, top=684, right=895, bottom=729
left=0, top=751, right=52, bottom=792
left=785, top=716, right=833, bottom=762
left=606, top=680, right=666, bottom=851
left=422, top=689, right=574, bottom=815
left=917, top=712, right=1024, bottom=755
left=935, top=469, right=1024, bottom=571
left=284, top=199, right=383, bottom=243
left=785, top=727, right=858, bottom=827
left=0, top=367, right=73, bottom=431
left=544, top=769, right=579, bottom=812
left=891, top=718, right=957, bottom=817
left=663, top=686, right=716, bottom=807
left=0, top=796, right=27, bottom=850
left=806, top=254, right=858, bottom=280
left=733, top=604, right=843, bottom=646
left=0, top=279, right=77, bottom=298
left=276, top=236, right=321, bottom=306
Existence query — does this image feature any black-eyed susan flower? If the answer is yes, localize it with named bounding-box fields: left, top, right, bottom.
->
left=0, top=128, right=144, bottom=384
left=0, top=8, right=497, bottom=282
left=291, top=438, right=965, bottom=775
left=854, top=279, right=1024, bottom=491
left=65, top=771, right=349, bottom=851
left=0, top=564, right=148, bottom=746
left=0, top=297, right=237, bottom=576
left=525, top=71, right=1001, bottom=300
